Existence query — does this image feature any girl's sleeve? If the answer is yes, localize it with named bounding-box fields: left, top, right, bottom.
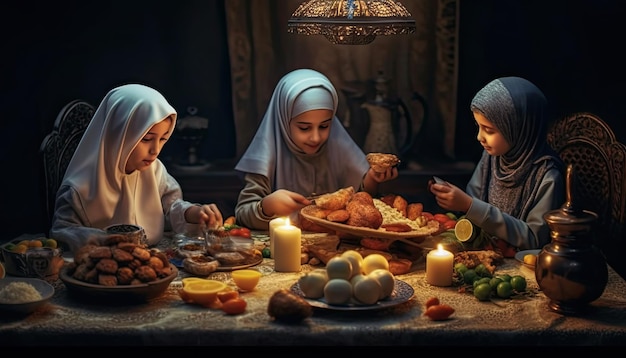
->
left=49, top=185, right=108, bottom=253
left=465, top=168, right=564, bottom=250
left=161, top=171, right=197, bottom=236
left=235, top=173, right=274, bottom=230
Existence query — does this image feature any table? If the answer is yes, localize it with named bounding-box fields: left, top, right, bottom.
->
left=1, top=233, right=625, bottom=347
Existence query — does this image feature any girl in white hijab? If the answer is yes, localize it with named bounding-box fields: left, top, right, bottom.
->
left=429, top=77, right=564, bottom=253
left=235, top=69, right=398, bottom=230
left=50, top=84, right=223, bottom=253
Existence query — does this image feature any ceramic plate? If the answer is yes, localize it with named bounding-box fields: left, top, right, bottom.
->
left=60, top=264, right=178, bottom=303
left=290, top=279, right=414, bottom=311
left=515, top=249, right=541, bottom=268
left=300, top=205, right=438, bottom=241
left=0, top=277, right=54, bottom=315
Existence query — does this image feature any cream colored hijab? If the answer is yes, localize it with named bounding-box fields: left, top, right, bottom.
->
left=61, top=84, right=177, bottom=244
left=235, top=68, right=369, bottom=195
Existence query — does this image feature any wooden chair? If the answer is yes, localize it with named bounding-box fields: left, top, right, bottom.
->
left=39, top=100, right=95, bottom=228
left=546, top=112, right=626, bottom=279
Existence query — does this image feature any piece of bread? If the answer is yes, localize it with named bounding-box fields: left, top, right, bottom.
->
left=366, top=153, right=400, bottom=173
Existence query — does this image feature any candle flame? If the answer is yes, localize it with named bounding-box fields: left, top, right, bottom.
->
left=437, top=244, right=443, bottom=251
left=285, top=218, right=291, bottom=227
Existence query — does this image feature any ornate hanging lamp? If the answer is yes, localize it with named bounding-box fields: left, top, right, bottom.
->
left=287, top=0, right=416, bottom=45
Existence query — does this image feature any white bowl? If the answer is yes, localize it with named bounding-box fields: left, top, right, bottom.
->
left=0, top=277, right=54, bottom=315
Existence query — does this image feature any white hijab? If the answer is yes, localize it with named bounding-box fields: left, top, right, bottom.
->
left=61, top=84, right=177, bottom=244
left=235, top=69, right=369, bottom=195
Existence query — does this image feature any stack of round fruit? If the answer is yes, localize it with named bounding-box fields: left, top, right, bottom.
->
left=297, top=251, right=395, bottom=305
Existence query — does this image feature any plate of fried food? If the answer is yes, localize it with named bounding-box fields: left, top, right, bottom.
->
left=300, top=187, right=440, bottom=242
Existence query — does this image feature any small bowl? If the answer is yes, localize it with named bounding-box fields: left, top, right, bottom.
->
left=1, top=240, right=64, bottom=280
left=179, top=279, right=227, bottom=306
left=104, top=224, right=147, bottom=245
left=231, top=269, right=262, bottom=291
left=0, top=277, right=55, bottom=315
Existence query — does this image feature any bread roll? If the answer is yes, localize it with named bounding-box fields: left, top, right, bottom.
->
left=366, top=153, right=400, bottom=173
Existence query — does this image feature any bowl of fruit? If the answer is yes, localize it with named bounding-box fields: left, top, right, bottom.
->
left=1, top=237, right=64, bottom=280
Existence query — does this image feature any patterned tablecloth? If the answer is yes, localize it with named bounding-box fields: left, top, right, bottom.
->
left=1, top=232, right=625, bottom=347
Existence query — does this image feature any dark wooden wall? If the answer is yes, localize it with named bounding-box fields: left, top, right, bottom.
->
left=2, top=0, right=625, bottom=242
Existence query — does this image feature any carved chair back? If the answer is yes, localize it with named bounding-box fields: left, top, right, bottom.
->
left=547, top=112, right=626, bottom=278
left=40, top=100, right=95, bottom=227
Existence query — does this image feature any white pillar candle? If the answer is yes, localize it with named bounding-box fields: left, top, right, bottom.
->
left=269, top=217, right=287, bottom=259
left=426, top=244, right=454, bottom=286
left=273, top=219, right=301, bottom=272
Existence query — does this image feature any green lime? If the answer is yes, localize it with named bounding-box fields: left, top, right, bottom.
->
left=462, top=269, right=478, bottom=285
left=498, top=274, right=512, bottom=282
left=474, top=263, right=492, bottom=278
left=261, top=247, right=271, bottom=258
left=454, top=218, right=476, bottom=242
left=473, top=277, right=491, bottom=289
left=473, top=283, right=492, bottom=301
left=445, top=212, right=458, bottom=221
left=496, top=281, right=513, bottom=298
left=510, top=275, right=527, bottom=292
left=489, top=277, right=503, bottom=292
left=454, top=262, right=468, bottom=275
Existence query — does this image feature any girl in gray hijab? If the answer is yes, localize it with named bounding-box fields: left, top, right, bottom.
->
left=235, top=69, right=398, bottom=230
left=429, top=77, right=564, bottom=253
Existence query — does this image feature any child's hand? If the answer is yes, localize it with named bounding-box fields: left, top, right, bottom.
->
left=429, top=181, right=472, bottom=212
left=367, top=166, right=398, bottom=183
left=261, top=189, right=311, bottom=217
left=188, top=203, right=223, bottom=229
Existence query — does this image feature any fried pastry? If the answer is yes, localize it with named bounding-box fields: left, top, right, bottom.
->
left=314, top=186, right=354, bottom=210
left=366, top=153, right=400, bottom=173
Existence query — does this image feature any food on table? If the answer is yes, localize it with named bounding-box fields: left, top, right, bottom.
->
left=0, top=281, right=42, bottom=304
left=453, top=250, right=504, bottom=275
left=324, top=278, right=353, bottom=304
left=454, top=218, right=476, bottom=242
left=267, top=288, right=313, bottom=323
left=368, top=268, right=395, bottom=299
left=231, top=269, right=262, bottom=291
left=221, top=298, right=247, bottom=315
left=425, top=296, right=440, bottom=309
left=523, top=253, right=537, bottom=266
left=345, top=192, right=383, bottom=229
left=179, top=278, right=227, bottom=307
left=325, top=256, right=353, bottom=280
left=68, top=239, right=173, bottom=286
left=424, top=303, right=455, bottom=321
left=183, top=255, right=220, bottom=276
left=362, top=253, right=390, bottom=274
left=366, top=152, right=400, bottom=173
left=352, top=275, right=382, bottom=304
left=298, top=269, right=328, bottom=299
left=314, top=186, right=354, bottom=210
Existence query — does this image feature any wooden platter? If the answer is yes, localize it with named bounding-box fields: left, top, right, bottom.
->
left=300, top=205, right=439, bottom=243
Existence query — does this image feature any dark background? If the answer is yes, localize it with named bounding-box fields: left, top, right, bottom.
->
left=1, top=0, right=624, bottom=241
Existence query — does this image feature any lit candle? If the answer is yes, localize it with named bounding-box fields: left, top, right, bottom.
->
left=268, top=217, right=287, bottom=259
left=426, top=244, right=454, bottom=286
left=273, top=218, right=301, bottom=272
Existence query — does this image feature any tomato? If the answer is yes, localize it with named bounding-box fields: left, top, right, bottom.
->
left=442, top=220, right=457, bottom=230
left=221, top=298, right=247, bottom=315
left=217, top=290, right=240, bottom=303
left=424, top=304, right=455, bottom=321
left=228, top=227, right=251, bottom=238
left=433, top=214, right=452, bottom=224
left=421, top=212, right=434, bottom=221
left=425, top=297, right=440, bottom=309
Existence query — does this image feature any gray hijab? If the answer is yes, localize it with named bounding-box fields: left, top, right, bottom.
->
left=235, top=68, right=369, bottom=195
left=470, top=76, right=563, bottom=219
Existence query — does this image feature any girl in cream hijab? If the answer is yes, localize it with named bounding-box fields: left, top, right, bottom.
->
left=429, top=76, right=564, bottom=252
left=235, top=69, right=398, bottom=230
left=51, top=84, right=223, bottom=253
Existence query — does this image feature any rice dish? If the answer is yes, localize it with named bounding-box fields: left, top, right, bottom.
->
left=0, top=281, right=42, bottom=303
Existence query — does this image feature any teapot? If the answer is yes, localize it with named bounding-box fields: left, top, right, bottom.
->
left=341, top=71, right=426, bottom=165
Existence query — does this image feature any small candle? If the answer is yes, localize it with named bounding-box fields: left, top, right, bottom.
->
left=269, top=217, right=287, bottom=259
left=426, top=244, right=453, bottom=286
left=273, top=218, right=301, bottom=272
